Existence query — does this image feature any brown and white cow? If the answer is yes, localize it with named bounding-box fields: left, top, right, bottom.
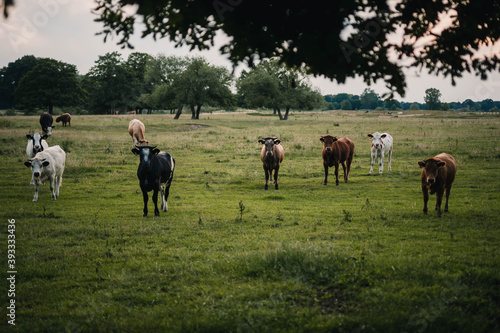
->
left=418, top=153, right=457, bottom=217
left=258, top=137, right=284, bottom=190
left=320, top=135, right=355, bottom=186
left=128, top=119, right=149, bottom=146
left=56, top=113, right=71, bottom=127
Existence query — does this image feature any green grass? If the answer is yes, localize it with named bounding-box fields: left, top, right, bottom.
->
left=1, top=111, right=499, bottom=332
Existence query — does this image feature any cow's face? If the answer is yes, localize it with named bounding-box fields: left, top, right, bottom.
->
left=24, top=158, right=49, bottom=180
left=368, top=133, right=386, bottom=149
left=418, top=158, right=446, bottom=184
left=132, top=146, right=160, bottom=165
left=44, top=126, right=52, bottom=136
left=27, top=133, right=47, bottom=154
left=320, top=135, right=338, bottom=154
left=259, top=138, right=280, bottom=157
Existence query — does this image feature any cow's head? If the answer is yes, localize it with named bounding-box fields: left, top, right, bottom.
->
left=137, top=139, right=149, bottom=146
left=43, top=126, right=53, bottom=136
left=27, top=133, right=47, bottom=154
left=418, top=158, right=446, bottom=184
left=24, top=158, right=49, bottom=180
left=320, top=135, right=338, bottom=154
left=259, top=137, right=280, bottom=157
left=367, top=132, right=387, bottom=149
left=132, top=145, right=160, bottom=165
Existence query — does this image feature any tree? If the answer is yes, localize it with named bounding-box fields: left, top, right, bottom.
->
left=410, top=103, right=420, bottom=111
left=173, top=57, right=233, bottom=119
left=72, top=0, right=500, bottom=98
left=424, top=88, right=442, bottom=110
left=14, top=58, right=83, bottom=114
left=0, top=55, right=37, bottom=109
left=360, top=88, right=380, bottom=110
left=340, top=99, right=352, bottom=110
left=83, top=52, right=136, bottom=114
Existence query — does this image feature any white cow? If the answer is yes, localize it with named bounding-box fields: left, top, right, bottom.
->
left=367, top=132, right=393, bottom=174
left=24, top=145, right=66, bottom=202
left=26, top=133, right=49, bottom=158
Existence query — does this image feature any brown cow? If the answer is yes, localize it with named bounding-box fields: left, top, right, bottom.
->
left=128, top=119, right=149, bottom=146
left=258, top=137, right=284, bottom=190
left=418, top=153, right=457, bottom=217
left=56, top=113, right=71, bottom=127
left=320, top=135, right=355, bottom=186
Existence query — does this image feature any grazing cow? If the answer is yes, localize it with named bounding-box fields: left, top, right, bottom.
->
left=367, top=132, right=393, bottom=174
left=128, top=119, right=149, bottom=146
left=26, top=133, right=48, bottom=158
left=418, top=153, right=457, bottom=217
left=56, top=113, right=71, bottom=127
left=320, top=135, right=355, bottom=186
left=39, top=112, right=54, bottom=136
left=258, top=137, right=284, bottom=190
left=24, top=145, right=66, bottom=202
left=130, top=111, right=136, bottom=115
left=131, top=145, right=175, bottom=217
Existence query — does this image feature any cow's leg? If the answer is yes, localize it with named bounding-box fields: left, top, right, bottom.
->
left=142, top=189, right=149, bottom=217
left=163, top=183, right=171, bottom=212
left=379, top=152, right=384, bottom=174
left=152, top=187, right=160, bottom=216
left=50, top=177, right=56, bottom=200
left=33, top=183, right=39, bottom=202
left=323, top=163, right=329, bottom=185
left=435, top=189, right=444, bottom=217
left=334, top=163, right=340, bottom=186
left=341, top=161, right=348, bottom=183
left=346, top=158, right=352, bottom=181
left=274, top=167, right=279, bottom=190
left=422, top=186, right=429, bottom=214
left=388, top=149, right=392, bottom=172
left=444, top=186, right=452, bottom=212
left=369, top=152, right=375, bottom=174
left=264, top=167, right=270, bottom=190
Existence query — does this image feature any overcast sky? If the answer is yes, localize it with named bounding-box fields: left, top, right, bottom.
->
left=1, top=0, right=499, bottom=103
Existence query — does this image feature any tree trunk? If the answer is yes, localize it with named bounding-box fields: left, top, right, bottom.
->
left=276, top=107, right=284, bottom=120
left=195, top=105, right=202, bottom=119
left=283, top=107, right=290, bottom=120
left=190, top=106, right=196, bottom=119
left=174, top=105, right=183, bottom=119
left=48, top=104, right=53, bottom=114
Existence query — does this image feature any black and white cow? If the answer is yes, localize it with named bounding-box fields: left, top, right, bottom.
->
left=40, top=112, right=54, bottom=136
left=26, top=133, right=48, bottom=158
left=24, top=145, right=66, bottom=202
left=131, top=145, right=175, bottom=217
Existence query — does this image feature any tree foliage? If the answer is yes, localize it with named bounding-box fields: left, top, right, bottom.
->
left=424, top=88, right=442, bottom=110
left=14, top=58, right=82, bottom=114
left=0, top=55, right=37, bottom=109
left=88, top=0, right=500, bottom=98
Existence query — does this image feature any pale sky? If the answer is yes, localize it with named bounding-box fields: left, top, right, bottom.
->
left=1, top=0, right=499, bottom=103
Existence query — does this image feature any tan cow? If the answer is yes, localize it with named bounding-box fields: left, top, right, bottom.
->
left=128, top=119, right=149, bottom=146
left=56, top=113, right=71, bottom=127
left=418, top=153, right=457, bottom=217
left=258, top=137, right=284, bottom=190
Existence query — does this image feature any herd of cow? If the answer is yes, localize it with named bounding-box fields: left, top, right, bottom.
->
left=23, top=115, right=457, bottom=218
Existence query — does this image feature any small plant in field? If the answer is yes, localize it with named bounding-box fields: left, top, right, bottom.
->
left=237, top=200, right=245, bottom=222
left=61, top=139, right=73, bottom=153
left=341, top=210, right=352, bottom=224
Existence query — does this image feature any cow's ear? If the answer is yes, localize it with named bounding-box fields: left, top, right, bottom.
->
left=42, top=134, right=48, bottom=140
left=42, top=161, right=50, bottom=167
left=258, top=139, right=265, bottom=144
left=437, top=161, right=446, bottom=168
left=418, top=161, right=426, bottom=168
left=26, top=134, right=33, bottom=139
left=274, top=139, right=281, bottom=145
left=332, top=136, right=338, bottom=142
left=381, top=134, right=387, bottom=139
left=367, top=134, right=373, bottom=138
left=319, top=137, right=325, bottom=142
left=24, top=160, right=32, bottom=168
left=131, top=148, right=140, bottom=155
left=153, top=148, right=161, bottom=155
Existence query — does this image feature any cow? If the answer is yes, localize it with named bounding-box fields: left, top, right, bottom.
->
left=131, top=145, right=175, bottom=217
left=258, top=137, right=284, bottom=190
left=26, top=133, right=48, bottom=159
left=418, top=153, right=457, bottom=217
left=367, top=132, right=393, bottom=174
left=128, top=119, right=149, bottom=146
left=56, top=113, right=71, bottom=127
left=40, top=112, right=54, bottom=136
left=320, top=135, right=355, bottom=186
left=24, top=145, right=66, bottom=202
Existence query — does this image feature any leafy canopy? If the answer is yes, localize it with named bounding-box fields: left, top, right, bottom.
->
left=87, top=0, right=500, bottom=98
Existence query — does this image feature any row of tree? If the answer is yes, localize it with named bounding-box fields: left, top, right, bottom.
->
left=325, top=88, right=500, bottom=112
left=0, top=53, right=324, bottom=119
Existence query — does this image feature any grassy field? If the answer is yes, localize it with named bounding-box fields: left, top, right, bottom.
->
left=1, top=110, right=499, bottom=332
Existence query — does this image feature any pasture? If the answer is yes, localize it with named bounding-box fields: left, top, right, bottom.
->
left=1, top=111, right=499, bottom=332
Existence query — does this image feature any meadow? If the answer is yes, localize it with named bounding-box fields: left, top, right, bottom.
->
left=0, top=110, right=499, bottom=332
